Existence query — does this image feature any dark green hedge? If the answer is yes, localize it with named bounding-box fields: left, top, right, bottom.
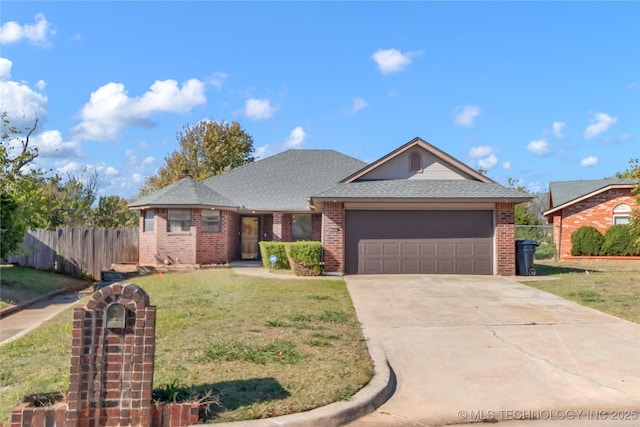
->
left=571, top=225, right=639, bottom=256
left=258, top=241, right=323, bottom=276
left=286, top=241, right=323, bottom=276
left=258, top=242, right=290, bottom=269
left=570, top=226, right=604, bottom=256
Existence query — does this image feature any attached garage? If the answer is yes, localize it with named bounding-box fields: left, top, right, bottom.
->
left=345, top=210, right=494, bottom=274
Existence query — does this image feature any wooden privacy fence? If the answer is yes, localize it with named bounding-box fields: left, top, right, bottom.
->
left=7, top=227, right=139, bottom=280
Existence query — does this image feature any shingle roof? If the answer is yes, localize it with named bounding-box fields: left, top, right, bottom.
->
left=312, top=179, right=531, bottom=201
left=128, top=175, right=238, bottom=209
left=548, top=178, right=635, bottom=208
left=202, top=149, right=367, bottom=210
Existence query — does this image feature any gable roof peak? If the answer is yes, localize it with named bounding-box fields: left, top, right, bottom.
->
left=342, top=137, right=494, bottom=184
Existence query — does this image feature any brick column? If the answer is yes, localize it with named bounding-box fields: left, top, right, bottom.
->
left=272, top=213, right=283, bottom=242
left=322, top=202, right=345, bottom=274
left=66, top=283, right=156, bottom=427
left=496, top=202, right=515, bottom=276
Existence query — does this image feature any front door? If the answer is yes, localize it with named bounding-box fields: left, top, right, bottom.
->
left=240, top=216, right=260, bottom=260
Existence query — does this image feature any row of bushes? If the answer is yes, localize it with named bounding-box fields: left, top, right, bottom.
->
left=258, top=241, right=323, bottom=276
left=571, top=225, right=640, bottom=256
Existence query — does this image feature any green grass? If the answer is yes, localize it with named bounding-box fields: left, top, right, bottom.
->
left=0, top=268, right=373, bottom=424
left=0, top=265, right=91, bottom=309
left=517, top=259, right=640, bottom=323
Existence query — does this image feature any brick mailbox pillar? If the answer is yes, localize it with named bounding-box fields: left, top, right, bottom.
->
left=67, top=282, right=156, bottom=427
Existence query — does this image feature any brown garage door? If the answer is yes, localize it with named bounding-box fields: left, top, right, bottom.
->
left=345, top=210, right=493, bottom=275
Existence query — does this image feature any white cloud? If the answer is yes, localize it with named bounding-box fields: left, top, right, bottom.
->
left=469, top=145, right=493, bottom=158
left=142, top=156, right=155, bottom=165
left=132, top=173, right=143, bottom=183
left=502, top=161, right=511, bottom=169
left=454, top=105, right=481, bottom=127
left=255, top=126, right=307, bottom=159
left=55, top=160, right=83, bottom=176
left=468, top=146, right=498, bottom=170
left=0, top=13, right=55, bottom=47
left=208, top=72, right=227, bottom=89
left=254, top=144, right=271, bottom=159
left=0, top=57, right=12, bottom=79
left=478, top=154, right=498, bottom=169
left=584, top=112, right=617, bottom=139
left=72, top=78, right=206, bottom=141
left=526, top=139, right=551, bottom=155
left=371, top=48, right=422, bottom=74
left=0, top=58, right=48, bottom=128
left=581, top=156, right=598, bottom=167
left=104, top=166, right=119, bottom=176
left=284, top=126, right=306, bottom=148
left=34, top=130, right=80, bottom=158
left=345, top=97, right=368, bottom=115
left=244, top=98, right=275, bottom=120
left=552, top=121, right=566, bottom=138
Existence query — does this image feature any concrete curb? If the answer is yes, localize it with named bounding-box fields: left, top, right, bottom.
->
left=201, top=340, right=395, bottom=427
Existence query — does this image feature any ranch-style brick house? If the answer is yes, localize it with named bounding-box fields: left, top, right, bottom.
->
left=128, top=137, right=531, bottom=275
left=543, top=178, right=637, bottom=259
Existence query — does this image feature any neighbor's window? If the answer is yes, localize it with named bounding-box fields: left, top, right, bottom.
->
left=201, top=209, right=221, bottom=233
left=613, top=204, right=632, bottom=225
left=292, top=214, right=313, bottom=241
left=409, top=152, right=422, bottom=173
left=143, top=209, right=154, bottom=233
left=168, top=209, right=191, bottom=232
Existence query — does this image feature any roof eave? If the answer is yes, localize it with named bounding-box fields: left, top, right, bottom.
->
left=128, top=204, right=239, bottom=211
left=544, top=183, right=635, bottom=217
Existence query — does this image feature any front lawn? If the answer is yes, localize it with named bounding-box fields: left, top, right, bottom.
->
left=0, top=265, right=91, bottom=310
left=0, top=268, right=373, bottom=424
left=517, top=259, right=640, bottom=323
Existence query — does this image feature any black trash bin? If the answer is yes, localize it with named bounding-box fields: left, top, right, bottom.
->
left=515, top=240, right=538, bottom=276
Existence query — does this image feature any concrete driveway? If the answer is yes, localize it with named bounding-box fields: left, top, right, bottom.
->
left=345, top=275, right=640, bottom=426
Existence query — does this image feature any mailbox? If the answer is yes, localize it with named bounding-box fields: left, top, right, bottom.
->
left=106, top=303, right=126, bottom=329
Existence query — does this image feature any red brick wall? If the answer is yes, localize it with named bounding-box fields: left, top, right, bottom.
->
left=262, top=214, right=273, bottom=241
left=322, top=202, right=345, bottom=273
left=139, top=211, right=157, bottom=265
left=312, top=213, right=322, bottom=241
left=555, top=189, right=636, bottom=259
left=195, top=210, right=234, bottom=264
left=496, top=202, right=516, bottom=276
left=272, top=213, right=293, bottom=242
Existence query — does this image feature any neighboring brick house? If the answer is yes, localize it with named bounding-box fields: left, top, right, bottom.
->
left=543, top=179, right=637, bottom=259
left=129, top=137, right=531, bottom=275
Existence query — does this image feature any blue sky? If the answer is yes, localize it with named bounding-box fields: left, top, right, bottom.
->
left=1, top=1, right=638, bottom=199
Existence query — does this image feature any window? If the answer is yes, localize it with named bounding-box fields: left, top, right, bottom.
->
left=168, top=209, right=191, bottom=232
left=292, top=214, right=313, bottom=241
left=143, top=210, right=154, bottom=233
left=201, top=209, right=221, bottom=233
left=613, top=204, right=632, bottom=225
left=409, top=152, right=422, bottom=173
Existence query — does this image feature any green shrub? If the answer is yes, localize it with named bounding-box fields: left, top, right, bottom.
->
left=570, top=226, right=604, bottom=256
left=601, top=224, right=636, bottom=256
left=258, top=242, right=290, bottom=269
left=286, top=241, right=323, bottom=276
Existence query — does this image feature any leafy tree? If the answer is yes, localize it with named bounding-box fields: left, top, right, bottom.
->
left=91, top=195, right=138, bottom=228
left=0, top=192, right=26, bottom=259
left=137, top=119, right=255, bottom=197
left=621, top=158, right=640, bottom=252
left=1, top=111, right=39, bottom=186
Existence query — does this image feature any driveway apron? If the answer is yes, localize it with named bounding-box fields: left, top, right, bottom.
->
left=345, top=275, right=640, bottom=426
